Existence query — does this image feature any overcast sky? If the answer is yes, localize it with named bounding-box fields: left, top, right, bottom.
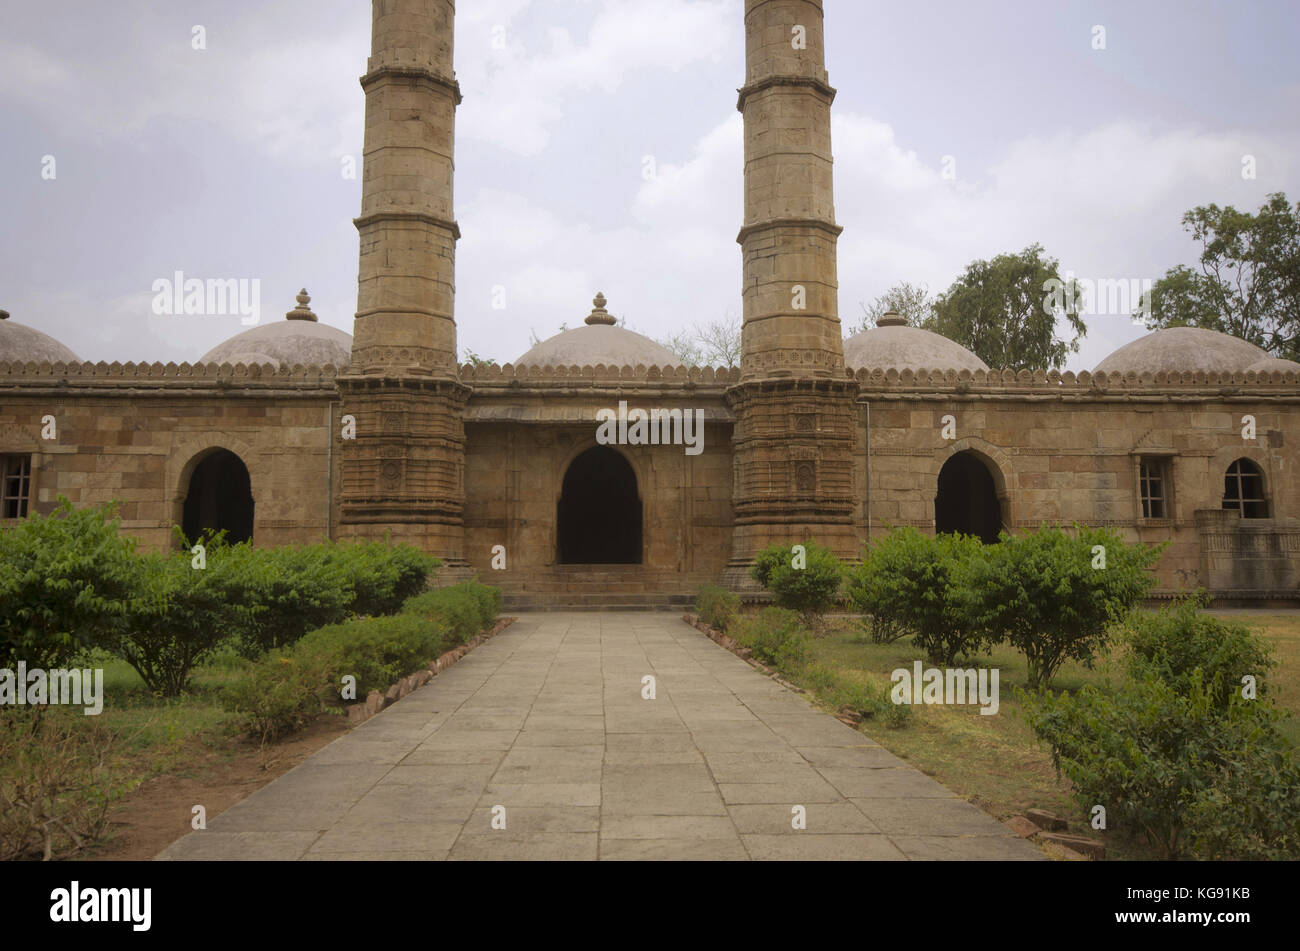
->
left=2, top=0, right=1297, bottom=372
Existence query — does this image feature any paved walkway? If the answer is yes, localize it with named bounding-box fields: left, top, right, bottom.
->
left=159, top=613, right=1044, bottom=861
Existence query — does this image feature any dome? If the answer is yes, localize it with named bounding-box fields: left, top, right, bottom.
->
left=0, top=311, right=82, bottom=364
left=1094, top=327, right=1269, bottom=375
left=514, top=293, right=678, bottom=368
left=844, top=312, right=989, bottom=372
left=199, top=290, right=352, bottom=367
left=1246, top=356, right=1300, bottom=376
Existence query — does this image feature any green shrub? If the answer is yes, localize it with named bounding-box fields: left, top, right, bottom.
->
left=112, top=548, right=256, bottom=696
left=1020, top=671, right=1300, bottom=859
left=0, top=499, right=142, bottom=669
left=295, top=615, right=448, bottom=698
left=751, top=541, right=843, bottom=622
left=962, top=524, right=1161, bottom=688
left=696, top=584, right=740, bottom=632
left=224, top=613, right=453, bottom=742
left=218, top=650, right=332, bottom=744
left=1182, top=737, right=1300, bottom=860
left=327, top=542, right=439, bottom=618
left=466, top=580, right=503, bottom=629
left=1126, top=596, right=1275, bottom=710
left=846, top=527, right=991, bottom=664
left=733, top=607, right=810, bottom=672
left=401, top=581, right=500, bottom=644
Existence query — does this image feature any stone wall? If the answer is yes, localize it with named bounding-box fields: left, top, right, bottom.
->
left=854, top=368, right=1300, bottom=597
left=2, top=358, right=1297, bottom=601
left=0, top=361, right=340, bottom=552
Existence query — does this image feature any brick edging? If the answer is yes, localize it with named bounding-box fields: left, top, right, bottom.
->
left=682, top=612, right=808, bottom=695
left=345, top=616, right=517, bottom=726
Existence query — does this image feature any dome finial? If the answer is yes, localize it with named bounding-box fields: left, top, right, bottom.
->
left=876, top=309, right=906, bottom=328
left=286, top=288, right=318, bottom=322
left=586, top=291, right=616, bottom=326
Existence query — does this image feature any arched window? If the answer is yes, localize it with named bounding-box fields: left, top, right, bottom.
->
left=1222, top=458, right=1268, bottom=519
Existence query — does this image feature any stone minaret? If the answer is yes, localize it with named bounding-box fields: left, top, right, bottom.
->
left=725, top=0, right=858, bottom=584
left=337, top=0, right=468, bottom=560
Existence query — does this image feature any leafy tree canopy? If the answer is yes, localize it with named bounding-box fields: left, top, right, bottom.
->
left=1146, top=192, right=1300, bottom=361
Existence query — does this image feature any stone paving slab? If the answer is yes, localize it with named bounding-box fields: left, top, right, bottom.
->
left=157, top=612, right=1045, bottom=861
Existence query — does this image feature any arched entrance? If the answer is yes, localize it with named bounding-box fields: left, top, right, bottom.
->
left=557, top=446, right=642, bottom=564
left=935, top=451, right=1002, bottom=544
left=182, top=449, right=254, bottom=544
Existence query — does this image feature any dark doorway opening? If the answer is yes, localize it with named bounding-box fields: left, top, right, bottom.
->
left=557, top=446, right=642, bottom=564
left=182, top=450, right=254, bottom=545
left=935, top=451, right=1002, bottom=544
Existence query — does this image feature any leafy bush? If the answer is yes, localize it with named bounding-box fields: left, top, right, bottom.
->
left=962, top=524, right=1161, bottom=687
left=218, top=650, right=333, bottom=744
left=222, top=541, right=438, bottom=656
left=751, top=541, right=844, bottom=623
left=112, top=549, right=254, bottom=696
left=696, top=585, right=740, bottom=632
left=732, top=607, right=810, bottom=672
left=0, top=500, right=142, bottom=669
left=1182, top=736, right=1300, bottom=860
left=466, top=581, right=503, bottom=629
left=846, top=528, right=990, bottom=664
left=230, top=543, right=353, bottom=654
left=401, top=581, right=500, bottom=644
left=294, top=615, right=448, bottom=698
left=1021, top=671, right=1300, bottom=859
left=225, top=612, right=454, bottom=741
left=0, top=708, right=131, bottom=860
left=326, top=542, right=439, bottom=618
left=1126, top=596, right=1275, bottom=710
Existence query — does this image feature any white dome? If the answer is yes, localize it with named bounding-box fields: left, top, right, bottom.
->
left=844, top=315, right=988, bottom=372
left=1094, top=327, right=1269, bottom=375
left=199, top=290, right=352, bottom=367
left=0, top=312, right=82, bottom=364
left=514, top=293, right=678, bottom=368
left=1246, top=356, right=1300, bottom=376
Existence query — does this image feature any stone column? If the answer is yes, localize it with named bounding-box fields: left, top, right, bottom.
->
left=725, top=0, right=858, bottom=588
left=337, top=0, right=468, bottom=562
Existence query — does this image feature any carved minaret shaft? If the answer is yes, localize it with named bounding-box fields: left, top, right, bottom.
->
left=337, top=0, right=468, bottom=560
left=353, top=0, right=459, bottom=374
left=726, top=0, right=857, bottom=584
left=738, top=0, right=843, bottom=380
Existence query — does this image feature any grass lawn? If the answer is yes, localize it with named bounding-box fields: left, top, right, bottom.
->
left=72, top=648, right=250, bottom=779
left=1, top=646, right=350, bottom=860
left=781, top=609, right=1300, bottom=861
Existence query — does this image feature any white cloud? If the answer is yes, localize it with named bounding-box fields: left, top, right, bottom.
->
left=454, top=104, right=1300, bottom=370
left=457, top=0, right=735, bottom=155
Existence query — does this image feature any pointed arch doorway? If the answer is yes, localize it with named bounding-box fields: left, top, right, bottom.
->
left=182, top=449, right=254, bottom=544
left=557, top=445, right=642, bottom=564
left=935, top=450, right=1003, bottom=544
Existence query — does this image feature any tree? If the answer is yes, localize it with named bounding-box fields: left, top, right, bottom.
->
left=657, top=312, right=741, bottom=367
left=0, top=499, right=143, bottom=669
left=926, top=244, right=1086, bottom=371
left=960, top=524, right=1162, bottom=688
left=1145, top=192, right=1300, bottom=361
left=751, top=540, right=843, bottom=628
left=657, top=330, right=705, bottom=366
left=853, top=281, right=934, bottom=334
left=845, top=527, right=992, bottom=664
left=694, top=312, right=742, bottom=367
